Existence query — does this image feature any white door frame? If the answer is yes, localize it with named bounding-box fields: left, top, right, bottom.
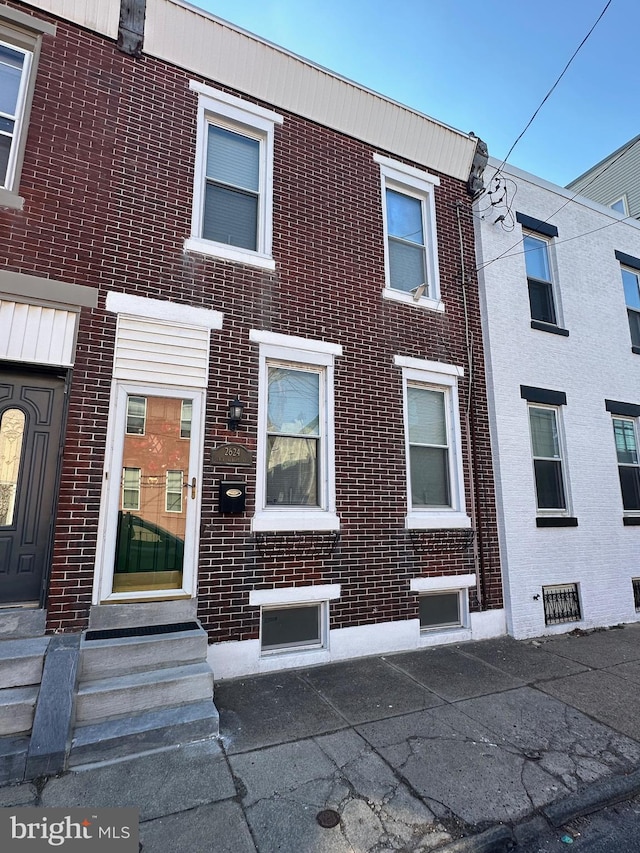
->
left=93, top=381, right=205, bottom=604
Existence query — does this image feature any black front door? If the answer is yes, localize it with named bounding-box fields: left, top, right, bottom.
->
left=0, top=368, right=66, bottom=604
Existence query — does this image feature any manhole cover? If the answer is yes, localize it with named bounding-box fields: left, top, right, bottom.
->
left=316, top=809, right=340, bottom=828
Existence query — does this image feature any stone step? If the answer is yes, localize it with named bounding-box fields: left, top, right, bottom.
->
left=79, top=627, right=207, bottom=682
left=69, top=700, right=219, bottom=767
left=0, top=686, right=39, bottom=736
left=0, top=735, right=30, bottom=784
left=75, top=662, right=214, bottom=725
left=0, top=637, right=49, bottom=689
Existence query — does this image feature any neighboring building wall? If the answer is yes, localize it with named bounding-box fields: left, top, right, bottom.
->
left=567, top=135, right=640, bottom=219
left=476, top=159, right=640, bottom=638
left=1, top=0, right=503, bottom=677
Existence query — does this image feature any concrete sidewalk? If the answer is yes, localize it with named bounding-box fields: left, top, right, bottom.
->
left=3, top=625, right=640, bottom=852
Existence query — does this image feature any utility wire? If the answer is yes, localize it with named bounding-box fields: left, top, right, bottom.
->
left=494, top=0, right=613, bottom=173
left=476, top=134, right=640, bottom=273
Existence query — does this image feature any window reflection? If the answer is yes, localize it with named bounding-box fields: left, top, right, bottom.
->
left=113, top=396, right=189, bottom=592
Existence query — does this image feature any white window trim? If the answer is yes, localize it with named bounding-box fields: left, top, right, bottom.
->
left=610, top=195, right=629, bottom=215
left=527, top=403, right=571, bottom=516
left=1, top=39, right=31, bottom=193
left=251, top=330, right=341, bottom=532
left=523, top=230, right=562, bottom=327
left=411, top=575, right=473, bottom=635
left=185, top=81, right=283, bottom=271
left=396, top=356, right=470, bottom=529
left=612, top=415, right=640, bottom=517
left=121, top=467, right=141, bottom=511
left=251, top=585, right=339, bottom=657
left=165, top=469, right=184, bottom=513
left=374, top=154, right=442, bottom=312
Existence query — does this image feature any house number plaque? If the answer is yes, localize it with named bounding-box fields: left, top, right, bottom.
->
left=211, top=444, right=253, bottom=466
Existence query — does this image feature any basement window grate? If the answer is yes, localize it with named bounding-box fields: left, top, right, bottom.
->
left=633, top=579, right=640, bottom=611
left=85, top=621, right=199, bottom=641
left=542, top=584, right=581, bottom=626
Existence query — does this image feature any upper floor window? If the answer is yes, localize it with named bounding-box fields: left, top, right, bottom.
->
left=185, top=81, right=282, bottom=271
left=396, top=356, right=469, bottom=530
left=516, top=213, right=568, bottom=335
left=374, top=155, right=441, bottom=312
left=621, top=266, right=640, bottom=349
left=251, top=330, right=342, bottom=532
left=523, top=233, right=556, bottom=325
left=610, top=196, right=628, bottom=215
left=0, top=8, right=55, bottom=206
left=0, top=40, right=31, bottom=191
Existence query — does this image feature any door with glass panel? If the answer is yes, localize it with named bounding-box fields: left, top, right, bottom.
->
left=0, top=369, right=65, bottom=604
left=102, top=387, right=202, bottom=598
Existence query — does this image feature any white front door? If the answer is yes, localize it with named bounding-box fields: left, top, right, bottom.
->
left=95, top=383, right=204, bottom=603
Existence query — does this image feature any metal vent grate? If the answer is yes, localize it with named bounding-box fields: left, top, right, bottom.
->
left=542, top=584, right=581, bottom=626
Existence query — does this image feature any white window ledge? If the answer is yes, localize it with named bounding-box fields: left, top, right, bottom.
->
left=405, top=512, right=471, bottom=530
left=250, top=584, right=340, bottom=606
left=383, top=288, right=444, bottom=313
left=0, top=188, right=24, bottom=210
left=410, top=574, right=476, bottom=592
left=184, top=237, right=276, bottom=271
left=252, top=510, right=340, bottom=533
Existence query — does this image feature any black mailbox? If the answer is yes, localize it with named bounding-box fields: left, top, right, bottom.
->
left=219, top=481, right=246, bottom=513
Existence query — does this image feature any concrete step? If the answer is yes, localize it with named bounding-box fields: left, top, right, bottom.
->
left=0, top=637, right=49, bottom=689
left=79, top=627, right=207, bottom=682
left=0, top=686, right=39, bottom=736
left=75, top=662, right=214, bottom=725
left=69, top=700, right=219, bottom=767
left=0, top=734, right=29, bottom=784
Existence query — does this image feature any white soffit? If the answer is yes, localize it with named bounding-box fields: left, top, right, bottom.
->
left=146, top=0, right=476, bottom=182
left=21, top=0, right=119, bottom=39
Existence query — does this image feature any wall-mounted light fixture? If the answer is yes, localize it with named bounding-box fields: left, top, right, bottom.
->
left=227, top=397, right=244, bottom=431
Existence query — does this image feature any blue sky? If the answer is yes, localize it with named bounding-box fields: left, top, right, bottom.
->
left=191, top=0, right=638, bottom=187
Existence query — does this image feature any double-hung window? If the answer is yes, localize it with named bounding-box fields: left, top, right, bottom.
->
left=612, top=418, right=640, bottom=512
left=251, top=330, right=342, bottom=532
left=521, top=386, right=575, bottom=525
left=0, top=40, right=30, bottom=191
left=615, top=253, right=640, bottom=352
left=396, top=356, right=469, bottom=529
left=186, top=81, right=282, bottom=270
left=0, top=8, right=54, bottom=206
left=528, top=406, right=566, bottom=511
left=375, top=155, right=442, bottom=311
left=606, top=400, right=640, bottom=517
left=516, top=213, right=566, bottom=334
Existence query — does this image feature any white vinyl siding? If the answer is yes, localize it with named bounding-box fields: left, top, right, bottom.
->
left=0, top=300, right=78, bottom=366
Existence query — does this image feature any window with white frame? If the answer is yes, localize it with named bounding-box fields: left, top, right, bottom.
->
left=523, top=232, right=557, bottom=325
left=396, top=356, right=469, bottom=529
left=0, top=9, right=54, bottom=204
left=610, top=196, right=628, bottom=215
left=121, top=467, right=141, bottom=511
left=0, top=39, right=31, bottom=191
left=250, top=583, right=339, bottom=656
left=621, top=266, right=640, bottom=349
left=612, top=417, right=640, bottom=512
left=411, top=574, right=474, bottom=632
left=180, top=399, right=192, bottom=439
left=165, top=470, right=183, bottom=513
left=125, top=396, right=146, bottom=435
left=528, top=405, right=567, bottom=511
left=374, top=155, right=441, bottom=311
left=185, top=81, right=282, bottom=270
left=251, top=330, right=341, bottom=532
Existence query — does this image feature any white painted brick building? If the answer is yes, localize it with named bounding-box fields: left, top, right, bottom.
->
left=475, top=159, right=640, bottom=638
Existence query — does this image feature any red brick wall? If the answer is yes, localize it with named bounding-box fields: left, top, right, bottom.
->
left=2, top=3, right=502, bottom=638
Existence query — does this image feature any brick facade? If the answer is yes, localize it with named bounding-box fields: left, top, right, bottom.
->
left=1, top=1, right=503, bottom=672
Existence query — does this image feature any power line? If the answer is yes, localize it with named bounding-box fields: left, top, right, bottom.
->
left=494, top=0, right=613, bottom=174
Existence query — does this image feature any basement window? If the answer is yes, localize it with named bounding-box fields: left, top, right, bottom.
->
left=419, top=591, right=462, bottom=631
left=260, top=603, right=326, bottom=654
left=542, top=583, right=581, bottom=626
